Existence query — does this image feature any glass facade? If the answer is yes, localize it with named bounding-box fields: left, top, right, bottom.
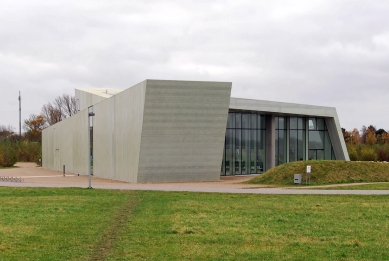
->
left=289, top=117, right=306, bottom=162
left=221, top=112, right=336, bottom=175
left=275, top=117, right=287, bottom=166
left=221, top=112, right=266, bottom=176
left=308, top=118, right=336, bottom=160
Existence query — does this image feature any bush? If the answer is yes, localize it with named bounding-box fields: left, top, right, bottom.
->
left=377, top=149, right=389, bottom=162
left=347, top=145, right=359, bottom=161
left=360, top=147, right=378, bottom=161
left=0, top=142, right=18, bottom=167
left=0, top=140, right=41, bottom=167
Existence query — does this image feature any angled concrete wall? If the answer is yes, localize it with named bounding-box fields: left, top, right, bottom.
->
left=93, top=81, right=146, bottom=182
left=42, top=109, right=89, bottom=174
left=75, top=88, right=122, bottom=112
left=137, top=80, right=232, bottom=182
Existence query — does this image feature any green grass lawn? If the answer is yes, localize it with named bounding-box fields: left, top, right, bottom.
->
left=247, top=160, right=389, bottom=186
left=1, top=188, right=389, bottom=261
left=314, top=182, right=389, bottom=190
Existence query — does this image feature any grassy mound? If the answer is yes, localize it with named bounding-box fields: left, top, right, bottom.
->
left=246, top=160, right=389, bottom=185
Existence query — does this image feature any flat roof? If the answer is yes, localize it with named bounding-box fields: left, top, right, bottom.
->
left=75, top=88, right=123, bottom=98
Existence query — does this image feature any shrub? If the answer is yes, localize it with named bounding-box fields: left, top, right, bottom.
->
left=360, top=147, right=378, bottom=161
left=347, top=145, right=359, bottom=161
left=0, top=142, right=18, bottom=167
left=0, top=140, right=41, bottom=166
left=377, top=149, right=389, bottom=162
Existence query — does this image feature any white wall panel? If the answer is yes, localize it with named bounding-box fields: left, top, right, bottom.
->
left=137, top=80, right=232, bottom=182
left=42, top=110, right=89, bottom=175
left=93, top=81, right=146, bottom=182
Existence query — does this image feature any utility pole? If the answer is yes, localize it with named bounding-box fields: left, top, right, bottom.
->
left=18, top=91, right=21, bottom=137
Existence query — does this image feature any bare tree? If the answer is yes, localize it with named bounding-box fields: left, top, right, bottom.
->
left=41, top=94, right=77, bottom=126
left=61, top=94, right=77, bottom=117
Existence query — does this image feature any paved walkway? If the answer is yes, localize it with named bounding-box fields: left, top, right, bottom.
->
left=1, top=163, right=389, bottom=195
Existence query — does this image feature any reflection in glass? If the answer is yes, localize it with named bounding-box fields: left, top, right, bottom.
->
left=308, top=117, right=336, bottom=161
left=298, top=130, right=305, bottom=160
left=227, top=113, right=235, bottom=128
left=290, top=130, right=297, bottom=162
left=235, top=129, right=241, bottom=173
left=222, top=112, right=266, bottom=175
left=242, top=114, right=250, bottom=129
left=309, top=131, right=324, bottom=150
left=290, top=117, right=298, bottom=129
left=235, top=113, right=241, bottom=128
left=225, top=129, right=234, bottom=175
left=242, top=129, right=250, bottom=174
left=250, top=114, right=257, bottom=129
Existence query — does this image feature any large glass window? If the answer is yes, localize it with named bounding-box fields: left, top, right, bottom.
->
left=289, top=117, right=306, bottom=162
left=308, top=118, right=335, bottom=160
left=221, top=112, right=266, bottom=176
left=275, top=117, right=287, bottom=166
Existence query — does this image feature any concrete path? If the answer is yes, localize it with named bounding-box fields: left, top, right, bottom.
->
left=2, top=181, right=389, bottom=195
left=1, top=163, right=389, bottom=195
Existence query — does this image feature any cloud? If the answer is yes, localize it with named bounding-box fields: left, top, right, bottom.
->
left=1, top=0, right=389, bottom=130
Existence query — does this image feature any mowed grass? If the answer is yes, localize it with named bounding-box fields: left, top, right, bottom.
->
left=315, top=183, right=389, bottom=190
left=2, top=188, right=389, bottom=260
left=247, top=160, right=389, bottom=186
left=0, top=187, right=135, bottom=261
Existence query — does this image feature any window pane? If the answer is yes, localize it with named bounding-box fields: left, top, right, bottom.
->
left=235, top=129, right=241, bottom=174
left=235, top=113, right=241, bottom=128
left=227, top=113, right=235, bottom=128
left=276, top=130, right=286, bottom=166
left=242, top=129, right=250, bottom=174
left=309, top=131, right=324, bottom=149
left=309, top=150, right=316, bottom=160
left=324, top=131, right=332, bottom=160
left=257, top=130, right=265, bottom=172
left=242, top=114, right=250, bottom=129
left=317, top=118, right=325, bottom=130
left=250, top=130, right=257, bottom=173
left=259, top=115, right=266, bottom=129
left=317, top=150, right=324, bottom=160
left=250, top=114, right=257, bottom=129
left=298, top=130, right=305, bottom=161
left=275, top=117, right=279, bottom=129
left=278, top=117, right=285, bottom=130
left=289, top=130, right=298, bottom=162
left=298, top=118, right=304, bottom=130
left=290, top=117, right=298, bottom=130
left=225, top=129, right=234, bottom=175
left=309, top=118, right=316, bottom=130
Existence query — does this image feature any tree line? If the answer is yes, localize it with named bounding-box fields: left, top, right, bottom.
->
left=0, top=94, right=76, bottom=167
left=342, top=126, right=389, bottom=161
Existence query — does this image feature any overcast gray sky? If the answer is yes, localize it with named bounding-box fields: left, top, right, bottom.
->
left=1, top=0, right=389, bottom=132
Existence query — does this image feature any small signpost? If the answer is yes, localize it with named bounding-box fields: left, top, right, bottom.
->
left=306, top=165, right=311, bottom=185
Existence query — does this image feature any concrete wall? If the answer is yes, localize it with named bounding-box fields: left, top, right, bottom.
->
left=137, top=80, right=232, bottom=182
left=93, top=81, right=146, bottom=182
left=42, top=109, right=89, bottom=175
left=75, top=88, right=122, bottom=112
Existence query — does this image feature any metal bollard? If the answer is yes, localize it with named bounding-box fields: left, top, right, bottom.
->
left=63, top=165, right=65, bottom=177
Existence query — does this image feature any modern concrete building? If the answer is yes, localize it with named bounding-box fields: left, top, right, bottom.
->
left=42, top=79, right=349, bottom=183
